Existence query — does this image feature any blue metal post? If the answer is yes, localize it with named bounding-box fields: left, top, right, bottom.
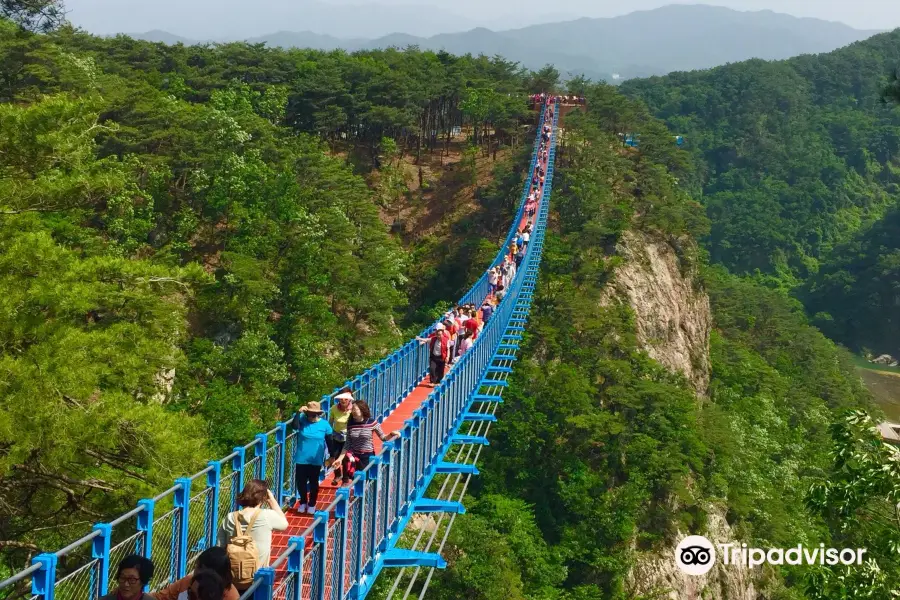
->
left=287, top=536, right=306, bottom=600
left=275, top=422, right=287, bottom=506
left=251, top=567, right=274, bottom=600
left=401, top=351, right=408, bottom=401
left=313, top=512, right=328, bottom=600
left=231, top=446, right=245, bottom=510
left=357, top=373, right=366, bottom=406
left=173, top=478, right=192, bottom=579
left=334, top=488, right=350, bottom=600
left=352, top=473, right=367, bottom=586
left=389, top=355, right=398, bottom=409
left=205, top=461, right=221, bottom=546
left=374, top=363, right=383, bottom=416
left=91, top=523, right=112, bottom=596
left=254, top=433, right=268, bottom=480
left=30, top=553, right=57, bottom=600
left=402, top=347, right=410, bottom=396
left=137, top=498, right=155, bottom=592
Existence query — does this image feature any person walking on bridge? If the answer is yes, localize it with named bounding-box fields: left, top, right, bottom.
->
left=152, top=547, right=240, bottom=600
left=218, top=479, right=288, bottom=589
left=326, top=390, right=353, bottom=484
left=340, top=400, right=400, bottom=482
left=417, top=323, right=449, bottom=386
left=292, top=402, right=333, bottom=514
left=102, top=555, right=155, bottom=600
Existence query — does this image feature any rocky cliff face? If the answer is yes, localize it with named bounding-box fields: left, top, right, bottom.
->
left=628, top=508, right=758, bottom=600
left=604, top=230, right=711, bottom=396
left=607, top=232, right=764, bottom=597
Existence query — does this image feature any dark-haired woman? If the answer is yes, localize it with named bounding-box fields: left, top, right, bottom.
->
left=217, top=479, right=288, bottom=586
left=101, top=555, right=155, bottom=600
left=152, top=547, right=239, bottom=600
left=187, top=570, right=224, bottom=600
left=342, top=401, right=400, bottom=482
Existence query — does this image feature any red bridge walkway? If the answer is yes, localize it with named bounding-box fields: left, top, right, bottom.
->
left=268, top=109, right=554, bottom=600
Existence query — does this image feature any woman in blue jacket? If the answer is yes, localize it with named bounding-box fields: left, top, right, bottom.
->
left=292, top=401, right=333, bottom=514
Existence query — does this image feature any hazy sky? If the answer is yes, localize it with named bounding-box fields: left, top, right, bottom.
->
left=63, top=0, right=900, bottom=36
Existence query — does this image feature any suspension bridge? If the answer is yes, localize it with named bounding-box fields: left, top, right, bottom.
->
left=0, top=100, right=560, bottom=600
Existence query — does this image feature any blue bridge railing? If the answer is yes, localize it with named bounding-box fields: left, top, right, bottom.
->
left=0, top=102, right=557, bottom=600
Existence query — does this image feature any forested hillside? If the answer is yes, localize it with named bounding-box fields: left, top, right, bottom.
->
left=2, top=6, right=899, bottom=600
left=375, top=84, right=896, bottom=599
left=621, top=30, right=900, bottom=358
left=0, top=16, right=538, bottom=573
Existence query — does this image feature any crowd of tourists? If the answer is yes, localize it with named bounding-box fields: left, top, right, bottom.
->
left=284, top=96, right=550, bottom=560
left=101, top=480, right=290, bottom=600
left=415, top=101, right=552, bottom=393
left=96, top=100, right=556, bottom=600
left=529, top=92, right=586, bottom=107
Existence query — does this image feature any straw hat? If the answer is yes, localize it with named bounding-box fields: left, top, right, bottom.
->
left=300, top=401, right=324, bottom=415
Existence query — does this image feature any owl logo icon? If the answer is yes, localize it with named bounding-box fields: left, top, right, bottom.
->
left=675, top=536, right=716, bottom=575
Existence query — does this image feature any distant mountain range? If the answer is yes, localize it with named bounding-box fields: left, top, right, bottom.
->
left=125, top=4, right=884, bottom=82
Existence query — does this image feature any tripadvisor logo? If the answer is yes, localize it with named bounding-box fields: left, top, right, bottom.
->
left=675, top=536, right=717, bottom=575
left=674, top=536, right=868, bottom=575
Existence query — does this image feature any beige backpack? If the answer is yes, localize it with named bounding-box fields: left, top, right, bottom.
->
left=226, top=508, right=261, bottom=587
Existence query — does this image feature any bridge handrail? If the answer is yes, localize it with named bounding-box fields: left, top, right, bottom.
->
left=0, top=106, right=552, bottom=600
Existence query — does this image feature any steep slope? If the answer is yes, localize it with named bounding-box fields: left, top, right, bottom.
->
left=622, top=30, right=900, bottom=280
left=802, top=205, right=900, bottom=356
left=0, top=21, right=535, bottom=577
left=601, top=229, right=711, bottom=396
left=389, top=85, right=884, bottom=600
left=621, top=28, right=900, bottom=359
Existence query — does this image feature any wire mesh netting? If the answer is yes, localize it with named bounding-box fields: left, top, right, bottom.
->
left=149, top=509, right=179, bottom=590
left=345, top=497, right=360, bottom=598
left=307, top=544, right=322, bottom=600
left=375, top=462, right=388, bottom=543
left=326, top=521, right=341, bottom=600
left=410, top=428, right=421, bottom=486
left=265, top=442, right=280, bottom=493
left=54, top=558, right=100, bottom=600
left=397, top=439, right=408, bottom=517
left=361, top=479, right=375, bottom=572
left=387, top=452, right=398, bottom=533
left=218, top=470, right=239, bottom=521
left=244, top=456, right=261, bottom=487
left=186, top=486, right=214, bottom=570
left=284, top=433, right=298, bottom=499
left=107, top=531, right=145, bottom=585
left=273, top=571, right=296, bottom=600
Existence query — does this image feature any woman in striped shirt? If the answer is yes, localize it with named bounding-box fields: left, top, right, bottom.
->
left=342, top=400, right=400, bottom=483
